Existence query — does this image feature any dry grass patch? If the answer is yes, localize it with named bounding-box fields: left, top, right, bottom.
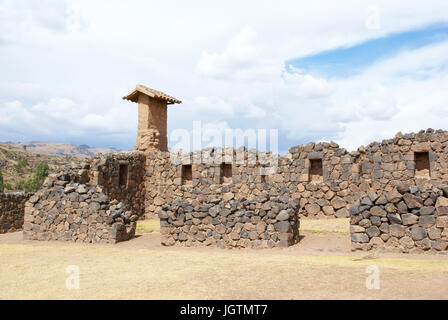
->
left=136, top=219, right=160, bottom=234
left=1, top=243, right=448, bottom=300
left=300, top=218, right=350, bottom=235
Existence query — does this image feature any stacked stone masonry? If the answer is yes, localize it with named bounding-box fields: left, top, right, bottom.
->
left=145, top=144, right=356, bottom=220
left=2, top=125, right=447, bottom=252
left=350, top=184, right=448, bottom=253
left=159, top=194, right=300, bottom=248
left=88, top=152, right=145, bottom=217
left=144, top=129, right=448, bottom=221
left=0, top=192, right=32, bottom=233
left=22, top=152, right=145, bottom=243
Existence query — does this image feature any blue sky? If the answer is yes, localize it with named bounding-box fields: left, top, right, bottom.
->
left=286, top=22, right=448, bottom=79
left=1, top=1, right=448, bottom=153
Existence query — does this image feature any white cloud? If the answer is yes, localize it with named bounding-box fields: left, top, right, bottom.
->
left=329, top=41, right=448, bottom=150
left=193, top=96, right=235, bottom=116
left=0, top=0, right=87, bottom=45
left=192, top=95, right=267, bottom=119
left=32, top=98, right=77, bottom=118
left=1, top=0, right=448, bottom=151
left=197, top=27, right=282, bottom=81
left=0, top=97, right=137, bottom=146
left=282, top=69, right=335, bottom=99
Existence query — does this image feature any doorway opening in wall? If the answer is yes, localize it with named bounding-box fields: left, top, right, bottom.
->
left=309, top=159, right=323, bottom=183
left=414, top=152, right=430, bottom=179
left=119, top=164, right=129, bottom=187
left=182, top=165, right=192, bottom=185
left=220, top=163, right=232, bottom=184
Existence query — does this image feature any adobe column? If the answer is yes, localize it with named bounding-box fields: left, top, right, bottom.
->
left=123, top=84, right=182, bottom=152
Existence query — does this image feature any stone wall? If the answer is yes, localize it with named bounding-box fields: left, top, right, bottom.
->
left=143, top=145, right=358, bottom=219
left=22, top=152, right=145, bottom=243
left=142, top=129, right=448, bottom=220
left=350, top=184, right=448, bottom=253
left=283, top=141, right=358, bottom=218
left=88, top=152, right=146, bottom=217
left=11, top=127, right=448, bottom=249
left=144, top=148, right=287, bottom=218
left=159, top=193, right=300, bottom=248
left=0, top=192, right=32, bottom=233
left=355, top=129, right=448, bottom=191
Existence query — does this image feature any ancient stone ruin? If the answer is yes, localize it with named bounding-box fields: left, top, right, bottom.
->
left=159, top=194, right=300, bottom=248
left=0, top=192, right=32, bottom=234
left=350, top=184, right=448, bottom=253
left=22, top=152, right=144, bottom=243
left=0, top=84, right=447, bottom=252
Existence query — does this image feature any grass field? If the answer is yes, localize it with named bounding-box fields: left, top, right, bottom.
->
left=1, top=243, right=448, bottom=299
left=300, top=218, right=350, bottom=234
left=136, top=219, right=160, bottom=234
left=1, top=218, right=447, bottom=300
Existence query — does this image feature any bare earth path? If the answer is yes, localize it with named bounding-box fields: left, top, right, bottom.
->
left=1, top=219, right=448, bottom=300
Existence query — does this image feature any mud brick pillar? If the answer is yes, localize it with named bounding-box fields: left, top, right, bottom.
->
left=123, top=84, right=182, bottom=152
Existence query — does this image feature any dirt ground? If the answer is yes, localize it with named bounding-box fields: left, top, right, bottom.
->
left=1, top=219, right=448, bottom=300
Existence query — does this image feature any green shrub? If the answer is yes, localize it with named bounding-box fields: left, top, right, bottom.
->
left=15, top=180, right=24, bottom=191
left=24, top=162, right=49, bottom=192
left=15, top=159, right=28, bottom=173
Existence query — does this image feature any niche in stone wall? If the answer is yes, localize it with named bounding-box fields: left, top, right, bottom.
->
left=414, top=152, right=430, bottom=179
left=220, top=163, right=232, bottom=184
left=182, top=165, right=192, bottom=185
left=309, top=159, right=323, bottom=183
left=119, top=164, right=129, bottom=187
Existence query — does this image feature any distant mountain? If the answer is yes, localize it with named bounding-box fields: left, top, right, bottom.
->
left=0, top=142, right=81, bottom=190
left=9, top=142, right=120, bottom=159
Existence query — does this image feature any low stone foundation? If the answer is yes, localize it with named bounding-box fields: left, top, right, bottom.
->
left=350, top=184, right=448, bottom=253
left=159, top=195, right=300, bottom=248
left=23, top=170, right=137, bottom=243
left=0, top=192, right=32, bottom=233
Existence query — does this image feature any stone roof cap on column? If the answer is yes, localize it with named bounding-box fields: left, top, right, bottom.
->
left=122, top=84, right=182, bottom=104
